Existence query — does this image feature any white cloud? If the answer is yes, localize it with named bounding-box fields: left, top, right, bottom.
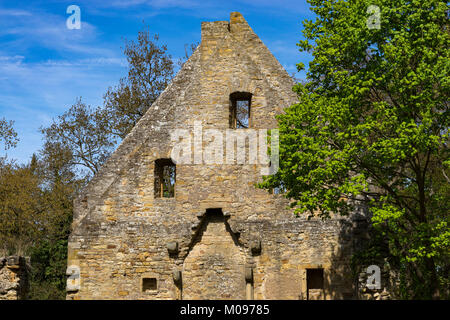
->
left=107, top=0, right=202, bottom=9
left=0, top=9, right=32, bottom=16
left=0, top=7, right=108, bottom=56
left=0, top=55, right=127, bottom=162
left=40, top=57, right=127, bottom=67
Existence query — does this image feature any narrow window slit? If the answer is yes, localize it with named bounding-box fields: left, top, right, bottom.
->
left=230, top=92, right=252, bottom=129
left=154, top=159, right=176, bottom=198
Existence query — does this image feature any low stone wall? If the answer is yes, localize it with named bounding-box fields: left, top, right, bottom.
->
left=0, top=256, right=29, bottom=300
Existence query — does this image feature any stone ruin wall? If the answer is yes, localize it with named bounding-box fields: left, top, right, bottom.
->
left=0, top=256, right=29, bottom=300
left=66, top=12, right=371, bottom=300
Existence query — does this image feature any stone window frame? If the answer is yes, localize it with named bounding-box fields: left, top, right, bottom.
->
left=141, top=274, right=159, bottom=295
left=229, top=92, right=252, bottom=129
left=299, top=265, right=329, bottom=300
left=306, top=268, right=324, bottom=290
left=305, top=267, right=325, bottom=300
left=154, top=159, right=176, bottom=198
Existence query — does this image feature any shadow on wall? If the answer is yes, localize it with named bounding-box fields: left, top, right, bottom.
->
left=325, top=217, right=367, bottom=300
left=325, top=210, right=394, bottom=300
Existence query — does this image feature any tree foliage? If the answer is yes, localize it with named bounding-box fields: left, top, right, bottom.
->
left=0, top=149, right=79, bottom=298
left=259, top=0, right=449, bottom=299
left=27, top=144, right=80, bottom=300
left=2, top=27, right=178, bottom=299
left=103, top=29, right=175, bottom=139
left=41, top=99, right=116, bottom=178
left=0, top=157, right=43, bottom=256
left=41, top=27, right=176, bottom=179
left=0, top=117, right=18, bottom=150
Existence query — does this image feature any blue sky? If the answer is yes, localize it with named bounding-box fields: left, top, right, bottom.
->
left=0, top=0, right=314, bottom=164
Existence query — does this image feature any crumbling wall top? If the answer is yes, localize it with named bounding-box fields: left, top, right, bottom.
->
left=201, top=12, right=253, bottom=41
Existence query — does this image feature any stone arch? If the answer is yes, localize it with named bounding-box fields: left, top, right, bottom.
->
left=181, top=209, right=246, bottom=299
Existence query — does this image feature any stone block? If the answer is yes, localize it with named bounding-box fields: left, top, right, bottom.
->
left=167, top=242, right=179, bottom=254
left=173, top=270, right=182, bottom=284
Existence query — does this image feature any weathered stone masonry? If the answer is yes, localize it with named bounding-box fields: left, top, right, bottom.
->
left=67, top=12, right=367, bottom=300
left=0, top=256, right=29, bottom=300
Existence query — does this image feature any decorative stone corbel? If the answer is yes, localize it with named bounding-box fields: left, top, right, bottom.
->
left=66, top=265, right=80, bottom=292
left=250, top=240, right=261, bottom=255
left=173, top=270, right=182, bottom=284
left=167, top=241, right=179, bottom=254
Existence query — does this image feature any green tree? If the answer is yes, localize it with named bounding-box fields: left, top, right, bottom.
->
left=41, top=98, right=116, bottom=178
left=41, top=29, right=176, bottom=178
left=260, top=0, right=449, bottom=299
left=103, top=28, right=175, bottom=138
left=0, top=148, right=78, bottom=299
left=27, top=144, right=80, bottom=300
left=0, top=156, right=44, bottom=256
left=28, top=29, right=177, bottom=299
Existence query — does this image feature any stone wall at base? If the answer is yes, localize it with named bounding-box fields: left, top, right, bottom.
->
left=0, top=256, right=29, bottom=300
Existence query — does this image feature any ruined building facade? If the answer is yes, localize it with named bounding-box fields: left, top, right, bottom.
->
left=67, top=12, right=366, bottom=300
